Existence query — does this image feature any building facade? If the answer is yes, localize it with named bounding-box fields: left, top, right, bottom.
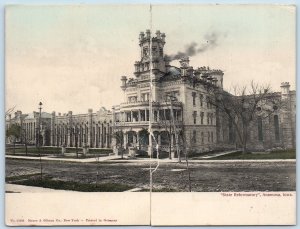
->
left=6, top=30, right=296, bottom=155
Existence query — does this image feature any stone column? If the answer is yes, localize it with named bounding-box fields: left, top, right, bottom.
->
left=138, top=110, right=141, bottom=122
left=158, top=133, right=161, bottom=145
left=123, top=132, right=128, bottom=149
left=88, top=109, right=93, bottom=147
left=130, top=111, right=133, bottom=122
left=136, top=132, right=140, bottom=149
left=50, top=111, right=55, bottom=146
left=95, top=124, right=98, bottom=148
left=171, top=134, right=175, bottom=158
left=67, top=111, right=72, bottom=147
left=133, top=132, right=137, bottom=147
left=105, top=124, right=109, bottom=148
left=100, top=124, right=103, bottom=148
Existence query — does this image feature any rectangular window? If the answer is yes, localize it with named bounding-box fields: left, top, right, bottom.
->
left=165, top=109, right=171, bottom=120
left=200, top=112, right=204, bottom=124
left=193, top=130, right=197, bottom=143
left=208, top=131, right=210, bottom=142
left=193, top=111, right=197, bottom=124
left=200, top=94, right=203, bottom=107
left=211, top=132, right=214, bottom=143
left=192, top=92, right=196, bottom=106
left=201, top=132, right=204, bottom=144
left=207, top=113, right=210, bottom=125
left=206, top=96, right=209, bottom=109
left=229, top=118, right=234, bottom=143
left=274, top=115, right=280, bottom=141
left=258, top=117, right=263, bottom=141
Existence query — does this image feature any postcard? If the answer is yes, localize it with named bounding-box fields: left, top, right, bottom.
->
left=5, top=4, right=296, bottom=226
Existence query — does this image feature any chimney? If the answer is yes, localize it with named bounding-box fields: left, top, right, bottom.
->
left=280, top=82, right=290, bottom=100
left=146, top=29, right=150, bottom=38
left=155, top=30, right=161, bottom=39
left=121, top=76, right=127, bottom=91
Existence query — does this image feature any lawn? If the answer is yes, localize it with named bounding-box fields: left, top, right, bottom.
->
left=7, top=175, right=133, bottom=192
left=211, top=149, right=296, bottom=160
left=6, top=146, right=113, bottom=158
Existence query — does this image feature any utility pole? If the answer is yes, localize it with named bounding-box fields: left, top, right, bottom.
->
left=38, top=102, right=43, bottom=182
left=169, top=95, right=181, bottom=162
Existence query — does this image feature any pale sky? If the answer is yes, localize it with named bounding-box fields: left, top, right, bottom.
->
left=6, top=5, right=296, bottom=114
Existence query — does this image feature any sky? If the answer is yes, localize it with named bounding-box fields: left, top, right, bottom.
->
left=5, top=4, right=296, bottom=114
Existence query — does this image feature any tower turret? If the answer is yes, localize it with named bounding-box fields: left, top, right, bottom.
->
left=134, top=30, right=167, bottom=77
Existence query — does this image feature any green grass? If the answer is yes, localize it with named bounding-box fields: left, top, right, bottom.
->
left=12, top=177, right=133, bottom=192
left=210, top=149, right=296, bottom=160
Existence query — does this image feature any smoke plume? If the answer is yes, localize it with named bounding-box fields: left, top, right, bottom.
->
left=166, top=32, right=221, bottom=61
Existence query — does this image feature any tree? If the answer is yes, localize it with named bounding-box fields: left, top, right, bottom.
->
left=20, top=127, right=29, bottom=156
left=157, top=102, right=174, bottom=159
left=5, top=106, right=16, bottom=118
left=6, top=123, right=21, bottom=154
left=179, top=125, right=192, bottom=192
left=205, top=81, right=282, bottom=153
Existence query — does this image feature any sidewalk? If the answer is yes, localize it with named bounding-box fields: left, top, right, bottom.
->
left=6, top=154, right=119, bottom=163
left=6, top=155, right=295, bottom=164
left=197, top=150, right=240, bottom=159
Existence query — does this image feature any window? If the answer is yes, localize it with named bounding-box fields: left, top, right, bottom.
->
left=200, top=112, right=204, bottom=124
left=193, top=111, right=197, bottom=124
left=206, top=96, right=209, bottom=109
left=257, top=117, right=263, bottom=141
left=229, top=118, right=234, bottom=143
left=211, top=132, right=214, bottom=143
left=274, top=115, right=280, bottom=141
left=143, top=47, right=148, bottom=57
left=207, top=113, right=210, bottom=125
left=201, top=132, right=204, bottom=144
left=208, top=131, right=210, bottom=142
left=141, top=93, right=149, bottom=101
left=193, top=130, right=197, bottom=143
left=200, top=94, right=203, bottom=107
left=165, top=109, right=171, bottom=120
left=159, top=48, right=163, bottom=57
left=192, top=92, right=196, bottom=106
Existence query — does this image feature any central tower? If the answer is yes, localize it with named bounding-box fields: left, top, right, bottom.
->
left=134, top=30, right=167, bottom=77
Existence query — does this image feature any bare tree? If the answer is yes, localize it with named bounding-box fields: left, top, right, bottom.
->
left=20, top=126, right=29, bottom=156
left=205, top=81, right=282, bottom=153
left=179, top=125, right=192, bottom=192
left=5, top=106, right=16, bottom=118
left=157, top=102, right=174, bottom=159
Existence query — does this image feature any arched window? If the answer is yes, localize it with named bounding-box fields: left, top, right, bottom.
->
left=274, top=115, right=280, bottom=141
left=257, top=117, right=263, bottom=141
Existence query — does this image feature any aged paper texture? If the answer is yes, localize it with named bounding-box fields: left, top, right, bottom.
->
left=5, top=4, right=296, bottom=226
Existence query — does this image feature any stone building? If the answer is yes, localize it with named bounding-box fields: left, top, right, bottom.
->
left=6, top=108, right=113, bottom=149
left=6, top=30, right=296, bottom=156
left=6, top=110, right=51, bottom=146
